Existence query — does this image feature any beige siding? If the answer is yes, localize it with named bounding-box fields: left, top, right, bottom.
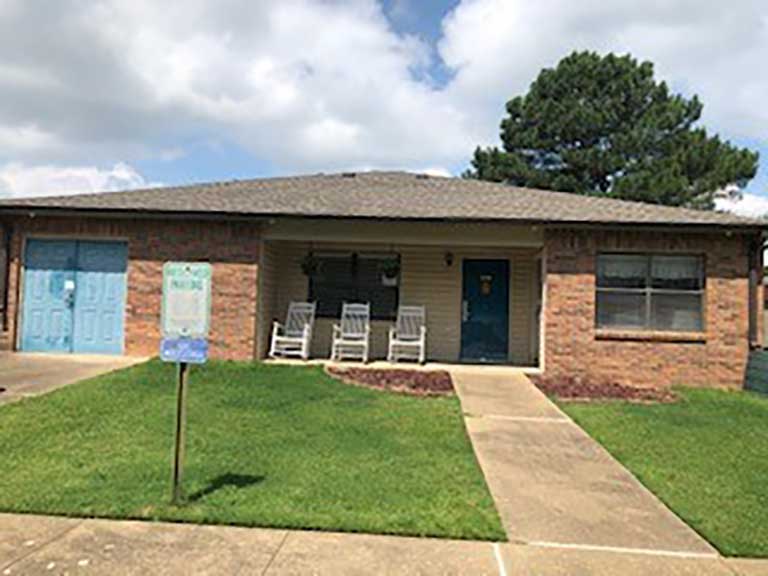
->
left=510, top=258, right=534, bottom=364
left=263, top=240, right=539, bottom=365
left=399, top=247, right=461, bottom=360
left=274, top=242, right=310, bottom=325
left=263, top=219, right=543, bottom=247
left=764, top=310, right=768, bottom=349
left=256, top=239, right=278, bottom=358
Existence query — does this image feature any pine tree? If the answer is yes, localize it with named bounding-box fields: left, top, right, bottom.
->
left=466, top=51, right=758, bottom=209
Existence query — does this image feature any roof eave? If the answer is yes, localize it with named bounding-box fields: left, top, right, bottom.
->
left=0, top=205, right=763, bottom=232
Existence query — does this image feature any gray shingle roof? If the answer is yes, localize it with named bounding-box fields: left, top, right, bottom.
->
left=0, top=170, right=762, bottom=228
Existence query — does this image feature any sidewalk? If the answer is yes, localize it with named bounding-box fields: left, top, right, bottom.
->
left=453, top=370, right=716, bottom=554
left=0, top=513, right=502, bottom=576
left=452, top=369, right=768, bottom=576
left=3, top=513, right=768, bottom=575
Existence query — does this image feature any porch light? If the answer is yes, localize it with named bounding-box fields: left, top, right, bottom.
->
left=444, top=251, right=454, bottom=267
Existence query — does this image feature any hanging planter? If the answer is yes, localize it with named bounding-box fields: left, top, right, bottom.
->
left=301, top=252, right=320, bottom=277
left=379, top=258, right=400, bottom=286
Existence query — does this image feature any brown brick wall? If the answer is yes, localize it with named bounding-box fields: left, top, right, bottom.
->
left=543, top=228, right=757, bottom=389
left=3, top=215, right=260, bottom=360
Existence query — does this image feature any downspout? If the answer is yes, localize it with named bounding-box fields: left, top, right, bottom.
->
left=538, top=242, right=548, bottom=373
left=757, top=230, right=767, bottom=349
left=255, top=234, right=266, bottom=359
left=748, top=230, right=766, bottom=349
left=1, top=223, right=11, bottom=332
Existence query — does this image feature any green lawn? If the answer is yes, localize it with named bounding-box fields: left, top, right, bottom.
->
left=560, top=388, right=768, bottom=557
left=0, top=360, right=504, bottom=541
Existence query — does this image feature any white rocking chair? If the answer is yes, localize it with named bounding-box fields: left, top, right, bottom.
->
left=269, top=302, right=316, bottom=360
left=388, top=305, right=427, bottom=364
left=331, top=303, right=371, bottom=363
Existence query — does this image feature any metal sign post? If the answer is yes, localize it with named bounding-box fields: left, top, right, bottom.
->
left=160, top=262, right=212, bottom=505
left=171, top=362, right=189, bottom=505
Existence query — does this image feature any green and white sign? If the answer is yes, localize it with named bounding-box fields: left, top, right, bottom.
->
left=161, top=262, right=212, bottom=338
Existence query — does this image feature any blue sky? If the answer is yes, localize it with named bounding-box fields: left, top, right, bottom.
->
left=0, top=0, right=766, bottom=214
left=382, top=0, right=459, bottom=85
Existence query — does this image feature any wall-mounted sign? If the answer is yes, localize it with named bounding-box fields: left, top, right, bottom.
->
left=161, top=262, right=212, bottom=338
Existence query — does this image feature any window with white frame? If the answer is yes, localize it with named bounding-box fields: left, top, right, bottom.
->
left=596, top=253, right=705, bottom=332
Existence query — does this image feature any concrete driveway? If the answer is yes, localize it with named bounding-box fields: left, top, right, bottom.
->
left=0, top=352, right=146, bottom=405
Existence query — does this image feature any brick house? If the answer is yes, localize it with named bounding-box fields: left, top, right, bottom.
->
left=0, top=171, right=763, bottom=389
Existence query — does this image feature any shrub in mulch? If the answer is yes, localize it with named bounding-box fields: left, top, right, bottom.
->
left=529, top=374, right=677, bottom=403
left=326, top=366, right=454, bottom=397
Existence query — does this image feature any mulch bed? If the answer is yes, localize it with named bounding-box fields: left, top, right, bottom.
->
left=326, top=366, right=454, bottom=397
left=529, top=374, right=677, bottom=403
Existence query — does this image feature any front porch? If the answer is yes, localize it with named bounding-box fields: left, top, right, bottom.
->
left=256, top=219, right=544, bottom=368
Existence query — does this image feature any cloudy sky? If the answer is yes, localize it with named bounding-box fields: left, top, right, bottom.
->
left=0, top=0, right=766, bottom=215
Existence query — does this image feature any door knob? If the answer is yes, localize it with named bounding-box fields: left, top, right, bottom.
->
left=64, top=279, right=75, bottom=307
left=462, top=300, right=469, bottom=322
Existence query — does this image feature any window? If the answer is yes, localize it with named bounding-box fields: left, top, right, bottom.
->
left=596, top=253, right=704, bottom=332
left=309, top=253, right=399, bottom=320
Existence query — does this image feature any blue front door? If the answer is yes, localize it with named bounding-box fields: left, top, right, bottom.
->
left=461, top=259, right=509, bottom=362
left=22, top=239, right=127, bottom=354
left=72, top=241, right=128, bottom=354
left=21, top=240, right=77, bottom=352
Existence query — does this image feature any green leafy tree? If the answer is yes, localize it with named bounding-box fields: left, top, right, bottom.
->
left=466, top=51, right=758, bottom=209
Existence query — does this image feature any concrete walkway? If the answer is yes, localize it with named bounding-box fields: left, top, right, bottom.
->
left=0, top=513, right=503, bottom=575
left=453, top=370, right=716, bottom=554
left=0, top=353, right=146, bottom=405
left=2, top=512, right=766, bottom=576
left=453, top=369, right=761, bottom=575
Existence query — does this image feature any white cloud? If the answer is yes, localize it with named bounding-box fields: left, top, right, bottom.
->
left=157, top=147, right=186, bottom=162
left=0, top=162, right=157, bottom=199
left=302, top=118, right=362, bottom=159
left=0, top=124, right=60, bottom=154
left=439, top=0, right=768, bottom=144
left=65, top=0, right=471, bottom=172
left=420, top=166, right=453, bottom=178
left=0, top=0, right=766, bottom=197
left=716, top=193, right=768, bottom=218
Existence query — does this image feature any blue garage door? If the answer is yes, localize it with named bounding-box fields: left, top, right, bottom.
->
left=21, top=239, right=128, bottom=354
